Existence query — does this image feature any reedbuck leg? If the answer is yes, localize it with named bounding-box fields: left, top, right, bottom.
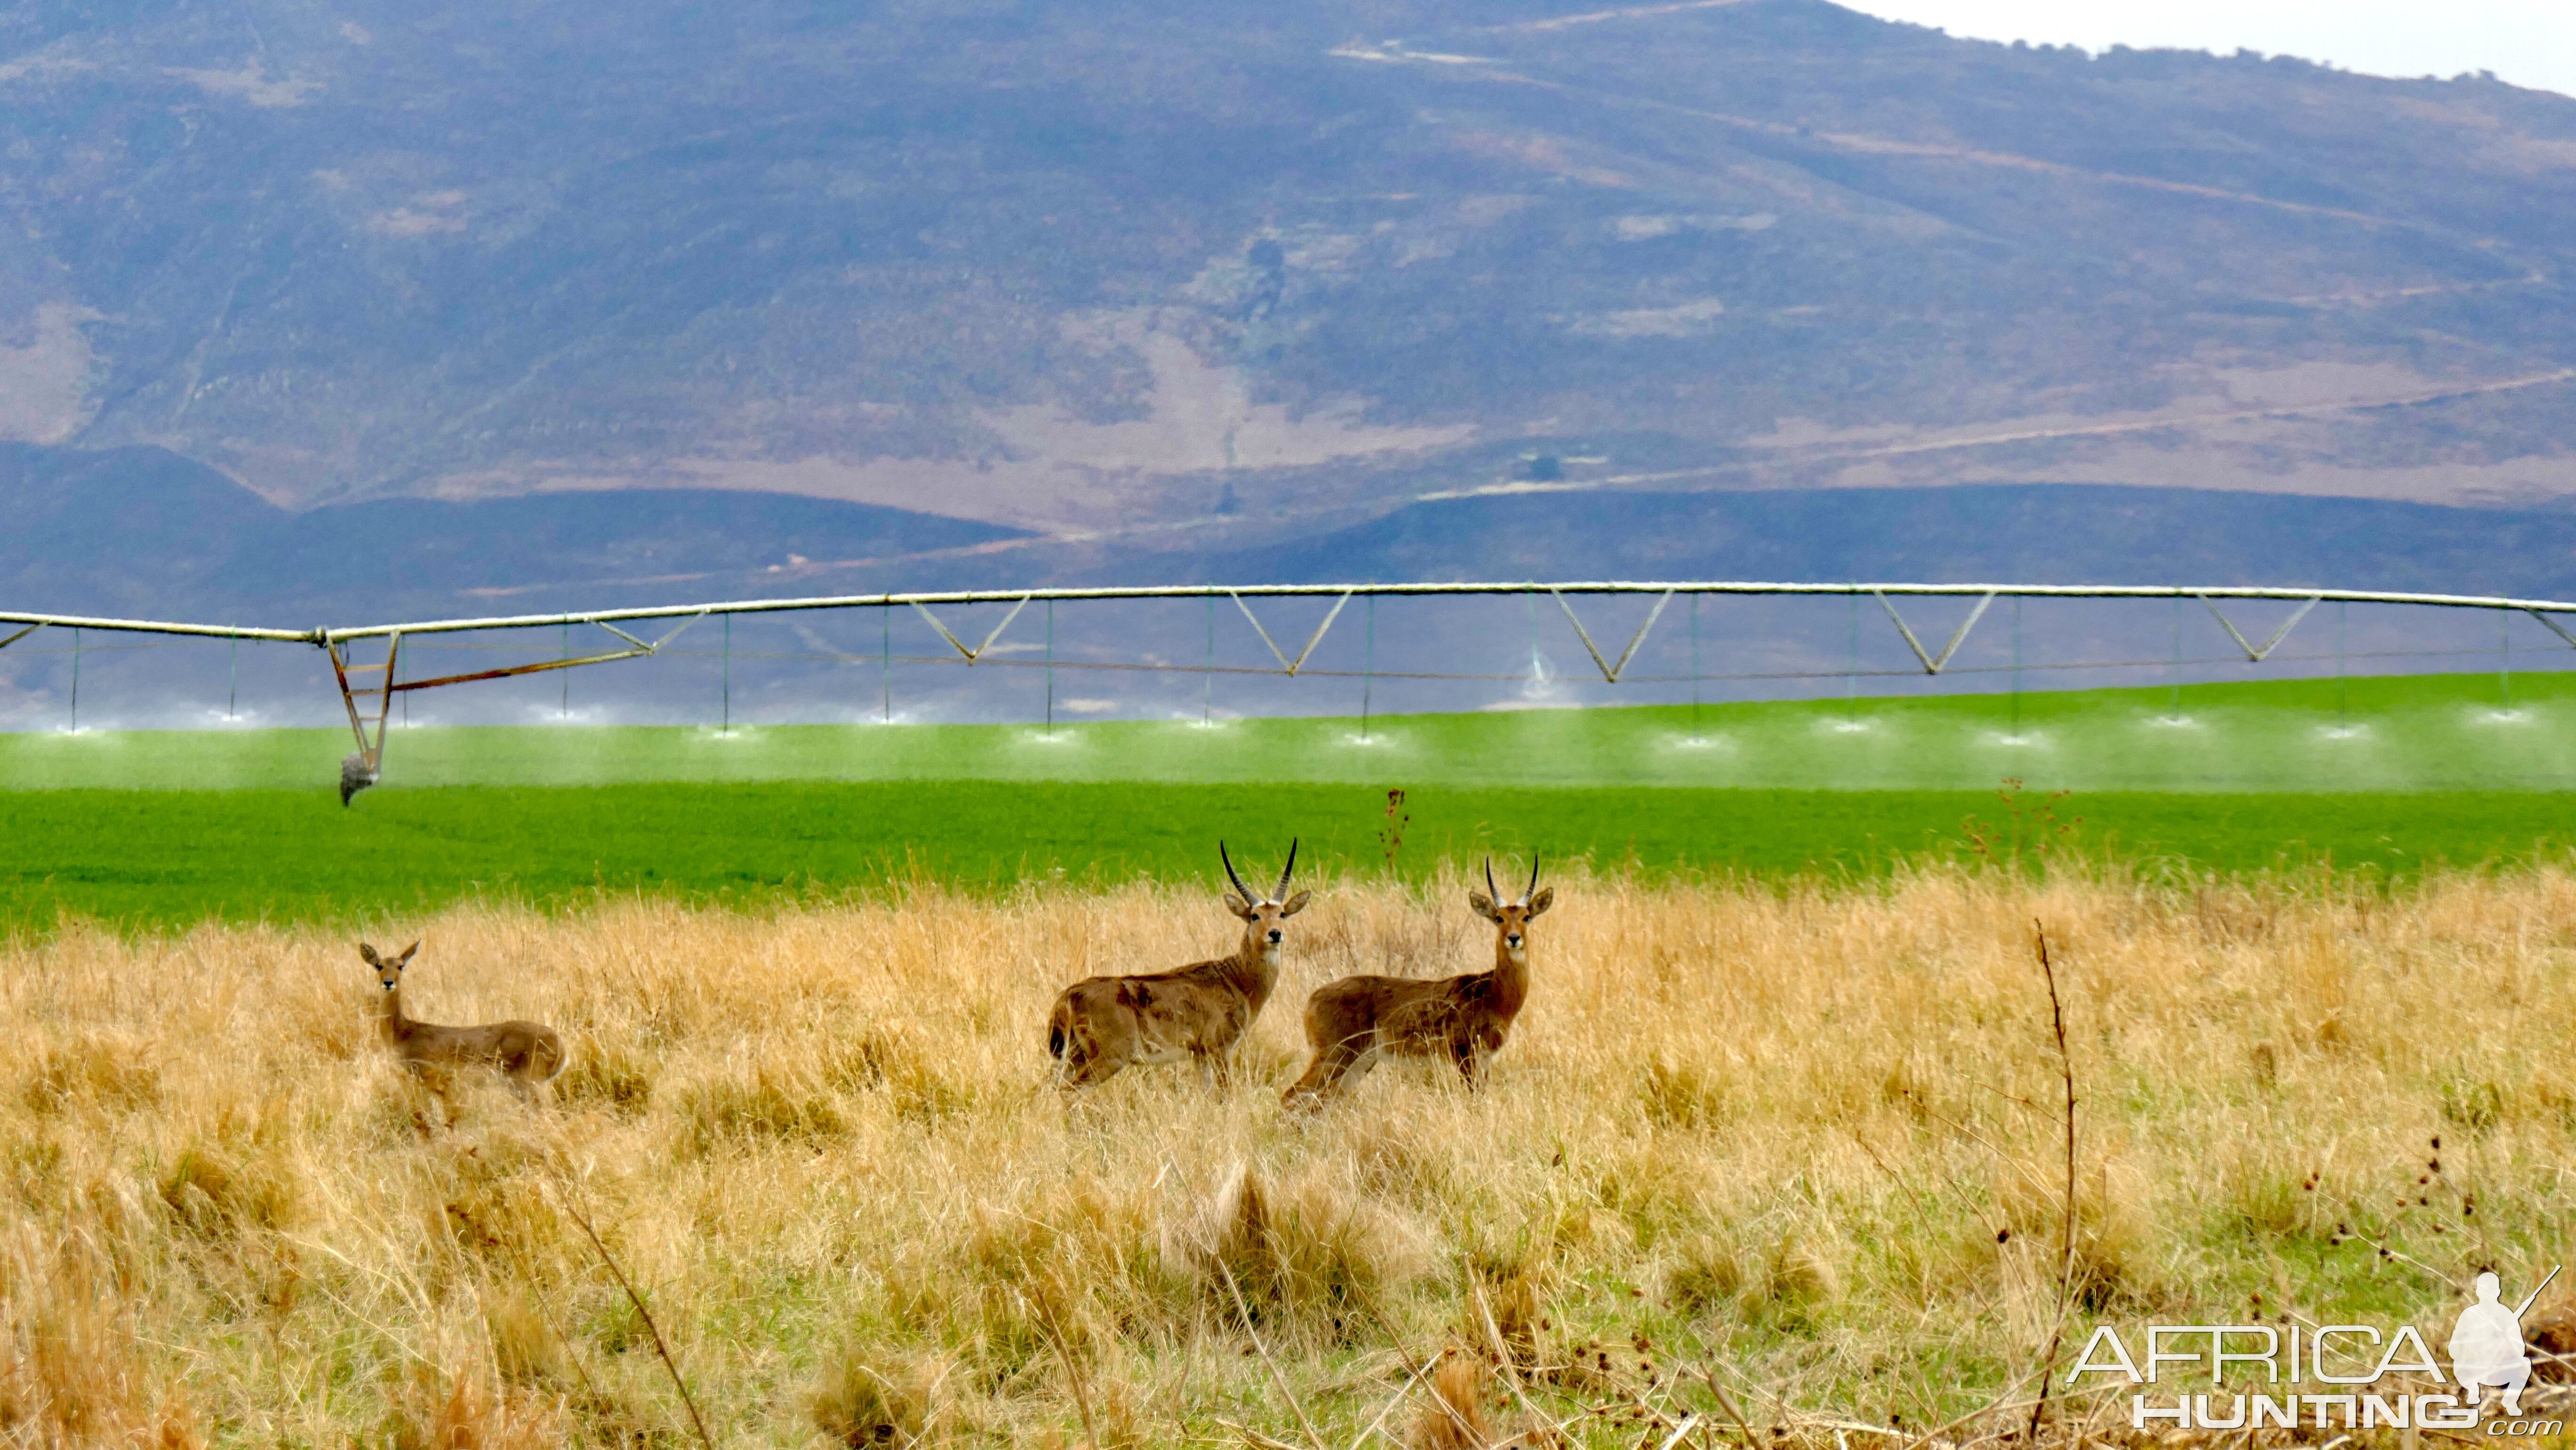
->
left=506, top=1058, right=551, bottom=1105
left=1058, top=1038, right=1129, bottom=1090
left=1451, top=1038, right=1481, bottom=1086
left=1283, top=1034, right=1372, bottom=1106
left=1193, top=1045, right=1233, bottom=1092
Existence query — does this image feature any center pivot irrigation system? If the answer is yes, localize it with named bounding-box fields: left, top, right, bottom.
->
left=6, top=579, right=2575, bottom=800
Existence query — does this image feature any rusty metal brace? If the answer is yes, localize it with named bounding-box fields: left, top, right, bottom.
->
left=372, top=613, right=702, bottom=699
left=327, top=614, right=705, bottom=789
left=1231, top=589, right=1352, bottom=676
left=912, top=595, right=1030, bottom=664
left=2199, top=592, right=2320, bottom=661
left=1552, top=587, right=1673, bottom=683
left=1876, top=589, right=1995, bottom=674
left=0, top=623, right=37, bottom=652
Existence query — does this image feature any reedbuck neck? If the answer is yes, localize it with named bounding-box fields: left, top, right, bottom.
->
left=1469, top=854, right=1554, bottom=1009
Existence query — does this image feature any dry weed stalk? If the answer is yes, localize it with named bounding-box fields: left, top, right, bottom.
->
left=2024, top=921, right=2077, bottom=1443
left=555, top=1188, right=714, bottom=1450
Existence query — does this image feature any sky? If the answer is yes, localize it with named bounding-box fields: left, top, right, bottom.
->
left=1840, top=0, right=2576, bottom=98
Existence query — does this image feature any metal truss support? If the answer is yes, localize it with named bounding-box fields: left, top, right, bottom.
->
left=2528, top=609, right=2576, bottom=649
left=0, top=622, right=37, bottom=652
left=912, top=595, right=1030, bottom=664
left=1232, top=589, right=1353, bottom=676
left=1876, top=589, right=1995, bottom=674
left=2199, top=593, right=2320, bottom=661
left=1553, top=588, right=1673, bottom=683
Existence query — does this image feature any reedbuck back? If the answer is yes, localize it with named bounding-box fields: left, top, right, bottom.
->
left=361, top=941, right=565, bottom=1101
left=1046, top=842, right=1311, bottom=1090
left=1282, top=857, right=1553, bottom=1106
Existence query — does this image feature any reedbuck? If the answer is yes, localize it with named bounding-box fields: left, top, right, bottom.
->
left=359, top=941, right=565, bottom=1101
left=1046, top=842, right=1311, bottom=1090
left=1282, top=857, right=1553, bottom=1106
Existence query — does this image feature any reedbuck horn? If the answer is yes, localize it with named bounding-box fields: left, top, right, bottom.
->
left=1484, top=857, right=1500, bottom=904
left=1275, top=838, right=1300, bottom=901
left=1525, top=852, right=1541, bottom=905
left=1220, top=840, right=1258, bottom=905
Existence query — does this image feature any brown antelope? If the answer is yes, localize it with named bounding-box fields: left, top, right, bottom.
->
left=359, top=941, right=565, bottom=1101
left=1282, top=857, right=1552, bottom=1106
left=1046, top=842, right=1310, bottom=1090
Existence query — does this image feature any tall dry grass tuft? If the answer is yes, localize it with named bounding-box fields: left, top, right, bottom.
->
left=1413, top=1351, right=1497, bottom=1450
left=0, top=862, right=2573, bottom=1442
left=808, top=1345, right=950, bottom=1446
left=385, top=1367, right=560, bottom=1450
left=0, top=1225, right=205, bottom=1447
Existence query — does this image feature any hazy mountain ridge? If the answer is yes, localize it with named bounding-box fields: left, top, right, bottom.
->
left=0, top=443, right=1022, bottom=624
left=11, top=443, right=2576, bottom=631
left=4, top=0, right=2575, bottom=544
left=1182, top=482, right=2576, bottom=601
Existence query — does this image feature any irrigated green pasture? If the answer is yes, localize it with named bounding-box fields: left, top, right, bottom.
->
left=4, top=672, right=2573, bottom=933
left=6, top=668, right=2575, bottom=793
left=2, top=778, right=2569, bottom=932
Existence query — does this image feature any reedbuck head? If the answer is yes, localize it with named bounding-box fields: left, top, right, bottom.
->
left=360, top=940, right=420, bottom=991
left=1221, top=839, right=1312, bottom=952
left=1469, top=856, right=1554, bottom=958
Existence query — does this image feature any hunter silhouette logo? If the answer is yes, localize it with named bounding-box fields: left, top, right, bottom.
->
left=2450, top=1268, right=2555, bottom=1418
left=2071, top=1266, right=2564, bottom=1434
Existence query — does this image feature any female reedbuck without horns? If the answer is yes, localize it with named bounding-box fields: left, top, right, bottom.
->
left=1282, top=857, right=1552, bottom=1106
left=359, top=941, right=565, bottom=1100
left=1047, top=842, right=1310, bottom=1090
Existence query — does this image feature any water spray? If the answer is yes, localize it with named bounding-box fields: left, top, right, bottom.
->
left=1689, top=593, right=1702, bottom=742
left=1360, top=594, right=1375, bottom=742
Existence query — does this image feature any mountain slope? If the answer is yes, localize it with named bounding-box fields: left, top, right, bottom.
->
left=2, top=0, right=2574, bottom=539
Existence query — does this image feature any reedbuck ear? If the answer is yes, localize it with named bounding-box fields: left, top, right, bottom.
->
left=358, top=942, right=382, bottom=967
left=395, top=941, right=420, bottom=965
left=1224, top=892, right=1260, bottom=922
left=1524, top=886, right=1555, bottom=918
left=1279, top=889, right=1313, bottom=917
left=1467, top=891, right=1502, bottom=923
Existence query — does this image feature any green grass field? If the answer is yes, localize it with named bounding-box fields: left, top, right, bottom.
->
left=4, top=671, right=2572, bottom=933
left=3, top=779, right=2571, bottom=934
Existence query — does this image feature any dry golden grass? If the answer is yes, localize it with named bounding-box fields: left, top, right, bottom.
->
left=5, top=862, right=2576, bottom=1446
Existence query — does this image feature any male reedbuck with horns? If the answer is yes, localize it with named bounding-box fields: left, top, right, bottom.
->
left=1282, top=857, right=1553, bottom=1106
left=359, top=941, right=565, bottom=1101
left=1046, top=842, right=1311, bottom=1090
